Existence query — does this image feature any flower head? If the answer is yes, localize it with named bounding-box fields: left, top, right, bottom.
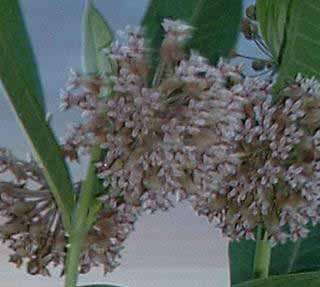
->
left=61, top=19, right=320, bottom=244
left=160, top=19, right=193, bottom=64
left=189, top=80, right=320, bottom=243
left=0, top=149, right=136, bottom=276
left=61, top=21, right=259, bottom=215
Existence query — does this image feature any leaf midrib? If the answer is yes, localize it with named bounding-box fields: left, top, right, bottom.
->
left=277, top=0, right=293, bottom=65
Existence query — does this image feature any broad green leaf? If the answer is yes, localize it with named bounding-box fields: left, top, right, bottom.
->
left=257, top=0, right=320, bottom=90
left=277, top=0, right=320, bottom=87
left=82, top=0, right=114, bottom=74
left=229, top=226, right=320, bottom=285
left=142, top=0, right=243, bottom=67
left=0, top=0, right=75, bottom=231
left=233, top=271, right=320, bottom=287
left=229, top=239, right=256, bottom=284
left=0, top=0, right=45, bottom=115
left=187, top=0, right=243, bottom=63
left=256, top=0, right=290, bottom=62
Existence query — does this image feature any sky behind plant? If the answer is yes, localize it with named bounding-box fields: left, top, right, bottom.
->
left=0, top=1, right=255, bottom=286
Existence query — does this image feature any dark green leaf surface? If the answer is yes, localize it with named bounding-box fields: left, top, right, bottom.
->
left=187, top=0, right=243, bottom=63
left=82, top=0, right=113, bottom=74
left=142, top=0, right=242, bottom=66
left=229, top=226, right=320, bottom=285
left=229, top=239, right=256, bottom=284
left=0, top=0, right=75, bottom=231
left=277, top=0, right=320, bottom=87
left=0, top=0, right=45, bottom=115
left=257, top=0, right=320, bottom=90
left=256, top=0, right=290, bottom=61
left=233, top=271, right=320, bottom=287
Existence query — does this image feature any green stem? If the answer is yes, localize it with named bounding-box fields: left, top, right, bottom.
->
left=152, top=60, right=166, bottom=87
left=64, top=145, right=102, bottom=287
left=64, top=231, right=86, bottom=287
left=253, top=227, right=272, bottom=279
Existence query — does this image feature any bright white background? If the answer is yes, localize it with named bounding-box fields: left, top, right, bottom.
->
left=0, top=0, right=257, bottom=286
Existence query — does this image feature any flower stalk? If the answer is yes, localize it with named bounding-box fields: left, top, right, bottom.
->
left=64, top=145, right=102, bottom=287
left=253, top=227, right=271, bottom=279
left=64, top=231, right=85, bottom=287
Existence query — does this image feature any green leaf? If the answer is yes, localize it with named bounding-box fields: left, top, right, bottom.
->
left=76, top=145, right=103, bottom=232
left=257, top=0, right=320, bottom=90
left=233, top=271, right=320, bottom=287
left=65, top=3, right=114, bottom=284
left=142, top=0, right=243, bottom=66
left=187, top=0, right=243, bottom=63
left=256, top=0, right=290, bottom=62
left=278, top=0, right=320, bottom=87
left=229, top=226, right=320, bottom=285
left=82, top=0, right=114, bottom=74
left=229, top=238, right=256, bottom=284
left=81, top=0, right=114, bottom=221
left=65, top=145, right=104, bottom=287
left=0, top=1, right=46, bottom=115
left=0, top=0, right=75, bottom=231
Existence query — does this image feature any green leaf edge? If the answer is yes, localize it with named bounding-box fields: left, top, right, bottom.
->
left=142, top=0, right=243, bottom=71
left=0, top=0, right=75, bottom=231
left=82, top=0, right=114, bottom=74
left=65, top=1, right=115, bottom=284
left=233, top=270, right=320, bottom=287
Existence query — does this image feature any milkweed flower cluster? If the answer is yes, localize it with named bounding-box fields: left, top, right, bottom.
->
left=0, top=149, right=135, bottom=276
left=60, top=19, right=320, bottom=245
left=194, top=82, right=320, bottom=244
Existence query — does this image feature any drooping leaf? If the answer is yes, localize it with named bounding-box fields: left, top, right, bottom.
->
left=229, top=225, right=320, bottom=285
left=256, top=0, right=320, bottom=90
left=0, top=0, right=75, bottom=231
left=142, top=0, right=243, bottom=68
left=82, top=0, right=114, bottom=74
left=233, top=271, right=320, bottom=287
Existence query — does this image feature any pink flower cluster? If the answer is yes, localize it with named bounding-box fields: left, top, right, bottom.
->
left=61, top=19, right=320, bottom=244
left=0, top=149, right=135, bottom=276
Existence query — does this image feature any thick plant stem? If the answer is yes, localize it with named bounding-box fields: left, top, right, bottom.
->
left=64, top=231, right=86, bottom=287
left=253, top=227, right=271, bottom=279
left=64, top=145, right=102, bottom=287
